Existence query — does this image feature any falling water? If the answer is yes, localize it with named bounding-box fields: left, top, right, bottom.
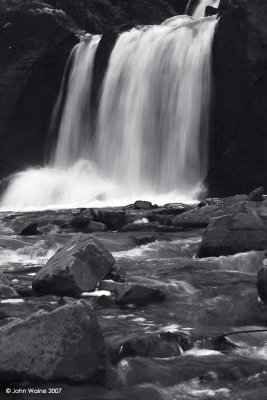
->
left=0, top=15, right=218, bottom=210
left=95, top=16, right=217, bottom=195
left=53, top=35, right=101, bottom=166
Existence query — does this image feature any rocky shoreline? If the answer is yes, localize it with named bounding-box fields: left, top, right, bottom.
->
left=0, top=188, right=267, bottom=389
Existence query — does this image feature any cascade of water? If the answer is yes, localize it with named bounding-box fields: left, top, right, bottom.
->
left=0, top=14, right=218, bottom=211
left=52, top=35, right=101, bottom=167
left=94, top=16, right=217, bottom=196
left=193, top=0, right=220, bottom=19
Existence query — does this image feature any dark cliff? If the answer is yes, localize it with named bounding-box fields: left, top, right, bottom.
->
left=208, top=0, right=267, bottom=196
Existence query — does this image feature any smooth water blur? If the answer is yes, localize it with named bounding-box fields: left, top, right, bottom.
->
left=0, top=15, right=217, bottom=211
left=1, top=212, right=267, bottom=399
left=95, top=16, right=216, bottom=195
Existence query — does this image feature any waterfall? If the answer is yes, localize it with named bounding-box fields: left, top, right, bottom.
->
left=53, top=35, right=101, bottom=166
left=0, top=15, right=218, bottom=211
left=95, top=16, right=217, bottom=195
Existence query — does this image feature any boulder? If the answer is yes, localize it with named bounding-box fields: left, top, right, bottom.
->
left=0, top=299, right=107, bottom=383
left=87, top=221, right=107, bottom=232
left=97, top=209, right=126, bottom=230
left=257, top=267, right=267, bottom=304
left=32, top=234, right=115, bottom=296
left=247, top=187, right=264, bottom=202
left=99, top=280, right=165, bottom=306
left=134, top=200, right=155, bottom=210
left=20, top=222, right=40, bottom=236
left=110, top=333, right=183, bottom=364
left=197, top=213, right=267, bottom=258
left=173, top=197, right=258, bottom=228
left=70, top=209, right=94, bottom=230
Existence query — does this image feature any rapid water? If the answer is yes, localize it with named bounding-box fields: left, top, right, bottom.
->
left=0, top=14, right=217, bottom=211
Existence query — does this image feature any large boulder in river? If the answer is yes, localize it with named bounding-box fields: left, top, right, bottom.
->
left=32, top=234, right=115, bottom=296
left=197, top=212, right=267, bottom=258
left=0, top=299, right=107, bottom=383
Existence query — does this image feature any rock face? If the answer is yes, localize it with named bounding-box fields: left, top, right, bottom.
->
left=198, top=211, right=267, bottom=258
left=0, top=1, right=80, bottom=176
left=32, top=234, right=115, bottom=296
left=208, top=0, right=267, bottom=196
left=0, top=299, right=107, bottom=383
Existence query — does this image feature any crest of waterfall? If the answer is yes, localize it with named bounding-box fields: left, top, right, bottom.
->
left=193, top=0, right=220, bottom=18
left=0, top=15, right=218, bottom=210
left=52, top=35, right=101, bottom=167
left=94, top=16, right=217, bottom=195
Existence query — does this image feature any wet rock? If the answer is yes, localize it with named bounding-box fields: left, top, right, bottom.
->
left=110, top=333, right=183, bottom=364
left=87, top=221, right=107, bottom=232
left=247, top=187, right=264, bottom=202
left=198, top=212, right=267, bottom=258
left=99, top=280, right=165, bottom=306
left=70, top=209, right=94, bottom=230
left=134, top=235, right=157, bottom=246
left=97, top=209, right=126, bottom=230
left=257, top=267, right=267, bottom=304
left=172, top=205, right=223, bottom=228
left=161, top=203, right=195, bottom=215
left=134, top=200, right=155, bottom=210
left=116, top=283, right=165, bottom=306
left=120, top=222, right=160, bottom=232
left=20, top=222, right=40, bottom=236
left=0, top=284, right=19, bottom=299
left=0, top=299, right=107, bottom=383
left=32, top=234, right=115, bottom=296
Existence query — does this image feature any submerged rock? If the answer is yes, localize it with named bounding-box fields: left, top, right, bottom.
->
left=110, top=333, right=183, bottom=364
left=0, top=271, right=19, bottom=299
left=32, top=234, right=114, bottom=296
left=99, top=280, right=165, bottom=306
left=198, top=212, right=267, bottom=258
left=0, top=299, right=107, bottom=383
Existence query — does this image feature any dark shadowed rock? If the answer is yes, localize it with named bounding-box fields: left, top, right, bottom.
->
left=97, top=209, right=126, bottom=231
left=0, top=299, right=107, bottom=383
left=0, top=1, right=80, bottom=176
left=99, top=280, right=165, bottom=306
left=257, top=267, right=267, bottom=304
left=134, top=235, right=157, bottom=246
left=134, top=200, right=155, bottom=210
left=20, top=222, right=40, bottom=236
left=32, top=233, right=115, bottom=296
left=247, top=187, right=264, bottom=202
left=205, top=6, right=218, bottom=17
left=70, top=209, right=94, bottom=229
left=198, top=213, right=267, bottom=258
left=117, top=283, right=165, bottom=306
left=208, top=0, right=267, bottom=196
